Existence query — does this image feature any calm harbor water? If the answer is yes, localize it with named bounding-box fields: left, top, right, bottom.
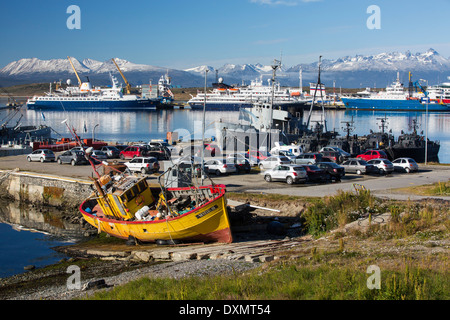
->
left=3, top=104, right=449, bottom=163
left=1, top=99, right=450, bottom=277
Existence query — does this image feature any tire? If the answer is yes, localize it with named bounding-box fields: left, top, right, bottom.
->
left=120, top=154, right=125, bottom=160
left=215, top=170, right=221, bottom=176
left=259, top=164, right=264, bottom=170
left=141, top=167, right=147, bottom=174
left=40, top=157, right=44, bottom=163
left=71, top=159, right=76, bottom=166
left=265, top=174, right=272, bottom=182
left=58, top=158, right=62, bottom=164
left=286, top=176, right=294, bottom=185
left=27, top=157, right=31, bottom=162
left=405, top=168, right=410, bottom=173
left=356, top=169, right=362, bottom=175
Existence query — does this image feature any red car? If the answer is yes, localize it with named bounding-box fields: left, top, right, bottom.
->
left=247, top=150, right=269, bottom=161
left=119, top=146, right=148, bottom=160
left=356, top=150, right=388, bottom=161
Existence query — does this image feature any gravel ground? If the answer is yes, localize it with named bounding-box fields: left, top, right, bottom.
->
left=2, top=259, right=259, bottom=300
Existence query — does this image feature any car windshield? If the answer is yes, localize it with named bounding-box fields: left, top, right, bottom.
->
left=279, top=156, right=290, bottom=161
left=293, top=166, right=305, bottom=171
left=358, top=160, right=368, bottom=165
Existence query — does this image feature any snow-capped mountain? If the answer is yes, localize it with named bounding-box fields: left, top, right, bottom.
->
left=1, top=49, right=450, bottom=88
left=0, top=57, right=203, bottom=87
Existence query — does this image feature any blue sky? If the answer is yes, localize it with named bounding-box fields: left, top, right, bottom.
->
left=1, top=0, right=450, bottom=69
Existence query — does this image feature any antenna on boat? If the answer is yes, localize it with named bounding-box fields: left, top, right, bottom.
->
left=306, top=56, right=327, bottom=132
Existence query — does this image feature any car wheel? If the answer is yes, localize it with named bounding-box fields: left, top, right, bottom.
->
left=326, top=173, right=331, bottom=181
left=308, top=162, right=312, bottom=165
left=57, top=158, right=62, bottom=164
left=40, top=157, right=44, bottom=163
left=120, top=154, right=125, bottom=160
left=71, top=160, right=76, bottom=166
left=405, top=168, right=410, bottom=173
left=27, top=157, right=31, bottom=162
left=141, top=168, right=147, bottom=174
left=286, top=176, right=294, bottom=185
left=215, top=170, right=221, bottom=176
left=356, top=169, right=362, bottom=175
left=259, top=164, right=264, bottom=170
left=265, top=174, right=272, bottom=182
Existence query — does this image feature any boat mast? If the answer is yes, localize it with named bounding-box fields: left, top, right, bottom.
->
left=306, top=56, right=327, bottom=131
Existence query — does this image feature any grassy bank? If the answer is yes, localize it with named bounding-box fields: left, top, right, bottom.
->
left=84, top=190, right=449, bottom=300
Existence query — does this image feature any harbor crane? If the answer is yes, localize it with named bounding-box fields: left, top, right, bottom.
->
left=67, top=56, right=82, bottom=87
left=111, top=58, right=131, bottom=95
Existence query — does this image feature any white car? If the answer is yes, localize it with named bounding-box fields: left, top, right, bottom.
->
left=258, top=155, right=291, bottom=170
left=100, top=146, right=120, bottom=158
left=204, top=159, right=237, bottom=176
left=392, top=158, right=419, bottom=173
left=125, top=157, right=160, bottom=174
left=263, top=164, right=308, bottom=185
left=367, top=158, right=394, bottom=174
left=26, top=149, right=55, bottom=162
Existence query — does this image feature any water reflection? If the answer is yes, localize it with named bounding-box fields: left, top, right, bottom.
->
left=0, top=200, right=84, bottom=278
left=1, top=98, right=449, bottom=163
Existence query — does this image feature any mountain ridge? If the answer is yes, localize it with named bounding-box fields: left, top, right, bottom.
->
left=1, top=49, right=450, bottom=88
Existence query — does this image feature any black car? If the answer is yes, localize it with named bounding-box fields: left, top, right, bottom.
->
left=302, top=165, right=327, bottom=182
left=57, top=150, right=88, bottom=166
left=227, top=157, right=251, bottom=174
left=316, top=162, right=345, bottom=181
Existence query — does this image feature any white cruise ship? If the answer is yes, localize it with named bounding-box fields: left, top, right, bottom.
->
left=187, top=77, right=308, bottom=111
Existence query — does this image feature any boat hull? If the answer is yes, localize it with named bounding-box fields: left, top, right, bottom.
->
left=341, top=98, right=450, bottom=112
left=27, top=99, right=159, bottom=111
left=79, top=185, right=233, bottom=243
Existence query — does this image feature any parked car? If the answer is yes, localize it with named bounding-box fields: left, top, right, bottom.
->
left=271, top=149, right=297, bottom=161
left=302, top=165, right=328, bottom=182
left=319, top=150, right=342, bottom=163
left=227, top=156, right=251, bottom=173
left=124, top=157, right=160, bottom=174
left=147, top=145, right=171, bottom=160
left=90, top=150, right=108, bottom=164
left=26, top=149, right=55, bottom=163
left=149, top=141, right=176, bottom=154
left=356, top=150, right=388, bottom=161
left=114, top=145, right=129, bottom=152
left=316, top=162, right=345, bottom=181
left=204, top=159, right=237, bottom=176
left=367, top=158, right=394, bottom=174
left=247, top=150, right=270, bottom=161
left=227, top=153, right=258, bottom=166
left=258, top=155, right=291, bottom=170
left=119, top=146, right=148, bottom=160
left=57, top=150, right=88, bottom=166
left=392, top=158, right=419, bottom=173
left=291, top=153, right=323, bottom=165
left=100, top=146, right=120, bottom=158
left=263, top=164, right=307, bottom=185
left=204, top=143, right=221, bottom=157
left=319, top=146, right=351, bottom=161
left=341, top=159, right=376, bottom=175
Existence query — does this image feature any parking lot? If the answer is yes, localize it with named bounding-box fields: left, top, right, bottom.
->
left=1, top=150, right=449, bottom=200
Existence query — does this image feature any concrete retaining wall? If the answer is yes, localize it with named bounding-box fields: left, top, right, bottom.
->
left=0, top=170, right=92, bottom=209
